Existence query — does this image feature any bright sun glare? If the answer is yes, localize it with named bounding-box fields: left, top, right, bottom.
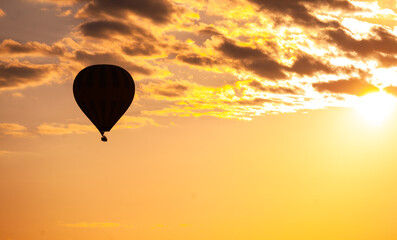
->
left=355, top=91, right=396, bottom=125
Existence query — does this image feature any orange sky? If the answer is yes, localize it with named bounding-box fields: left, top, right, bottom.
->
left=2, top=0, right=397, bottom=239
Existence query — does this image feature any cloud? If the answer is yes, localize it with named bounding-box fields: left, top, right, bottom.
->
left=0, top=123, right=31, bottom=137
left=225, top=97, right=273, bottom=106
left=198, top=26, right=222, bottom=37
left=37, top=117, right=157, bottom=135
left=140, top=79, right=303, bottom=120
left=217, top=39, right=287, bottom=80
left=313, top=78, right=379, bottom=96
left=79, top=20, right=133, bottom=39
left=289, top=54, right=333, bottom=76
left=11, top=92, right=24, bottom=98
left=142, top=106, right=244, bottom=120
left=76, top=0, right=182, bottom=24
left=243, top=60, right=287, bottom=80
left=0, top=62, right=57, bottom=90
left=27, top=0, right=77, bottom=6
left=0, top=8, right=5, bottom=17
left=326, top=27, right=397, bottom=57
left=218, top=39, right=268, bottom=59
left=79, top=20, right=157, bottom=40
left=78, top=20, right=163, bottom=58
left=1, top=117, right=157, bottom=138
left=0, top=150, right=12, bottom=156
left=154, top=84, right=189, bottom=98
left=74, top=50, right=153, bottom=75
left=248, top=80, right=303, bottom=94
left=383, top=86, right=397, bottom=97
left=376, top=54, right=397, bottom=67
left=248, top=0, right=355, bottom=27
left=2, top=0, right=394, bottom=122
left=116, top=116, right=159, bottom=129
left=57, top=9, right=72, bottom=17
left=0, top=123, right=26, bottom=131
left=122, top=42, right=159, bottom=56
left=0, top=39, right=65, bottom=56
left=143, top=81, right=190, bottom=99
left=37, top=123, right=96, bottom=135
left=176, top=54, right=219, bottom=66
left=60, top=222, right=120, bottom=228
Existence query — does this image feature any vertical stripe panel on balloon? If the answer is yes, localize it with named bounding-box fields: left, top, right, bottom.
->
left=85, top=69, right=97, bottom=130
left=113, top=101, right=126, bottom=130
left=89, top=101, right=101, bottom=131
left=98, top=66, right=107, bottom=88
left=95, top=66, right=106, bottom=130
left=81, top=100, right=96, bottom=129
left=111, top=67, right=120, bottom=88
left=117, top=69, right=133, bottom=127
left=109, top=68, right=122, bottom=130
left=102, top=67, right=111, bottom=129
left=122, top=69, right=132, bottom=89
left=86, top=67, right=94, bottom=88
left=100, top=100, right=108, bottom=131
left=112, top=69, right=125, bottom=128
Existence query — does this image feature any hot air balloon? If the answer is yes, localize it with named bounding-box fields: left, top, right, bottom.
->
left=73, top=64, right=135, bottom=142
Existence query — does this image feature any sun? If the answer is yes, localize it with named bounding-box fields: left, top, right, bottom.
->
left=355, top=91, right=396, bottom=125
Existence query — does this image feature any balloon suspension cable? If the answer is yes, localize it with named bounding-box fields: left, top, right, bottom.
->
left=100, top=131, right=107, bottom=142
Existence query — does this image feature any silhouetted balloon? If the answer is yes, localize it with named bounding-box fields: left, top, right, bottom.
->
left=73, top=65, right=135, bottom=142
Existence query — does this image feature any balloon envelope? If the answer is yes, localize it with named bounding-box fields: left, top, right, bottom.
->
left=73, top=65, right=135, bottom=140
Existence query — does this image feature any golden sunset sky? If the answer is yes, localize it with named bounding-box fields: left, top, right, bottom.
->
left=2, top=0, right=397, bottom=239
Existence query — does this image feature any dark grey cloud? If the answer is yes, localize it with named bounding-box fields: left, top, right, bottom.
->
left=79, top=20, right=161, bottom=57
left=247, top=0, right=355, bottom=27
left=177, top=54, right=219, bottom=66
left=198, top=26, right=222, bottom=36
left=153, top=83, right=188, bottom=97
left=122, top=42, right=159, bottom=56
left=313, top=78, right=379, bottom=96
left=217, top=40, right=287, bottom=80
left=0, top=63, right=52, bottom=89
left=290, top=54, right=333, bottom=76
left=218, top=40, right=268, bottom=59
left=224, top=97, right=273, bottom=106
left=0, top=39, right=64, bottom=55
left=248, top=80, right=303, bottom=94
left=178, top=40, right=337, bottom=80
left=74, top=50, right=153, bottom=75
left=79, top=20, right=132, bottom=38
left=377, top=54, right=397, bottom=68
left=77, top=0, right=181, bottom=24
left=244, top=60, right=287, bottom=80
left=326, top=27, right=397, bottom=57
left=79, top=20, right=156, bottom=40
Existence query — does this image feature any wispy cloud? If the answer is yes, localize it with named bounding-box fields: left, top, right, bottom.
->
left=35, top=117, right=158, bottom=136
left=0, top=8, right=6, bottom=17
left=36, top=123, right=96, bottom=135
left=0, top=150, right=12, bottom=156
left=60, top=222, right=120, bottom=228
left=27, top=0, right=78, bottom=6
left=116, top=116, right=159, bottom=129
left=0, top=123, right=32, bottom=137
left=75, top=0, right=183, bottom=24
left=313, top=78, right=379, bottom=96
left=0, top=115, right=159, bottom=138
